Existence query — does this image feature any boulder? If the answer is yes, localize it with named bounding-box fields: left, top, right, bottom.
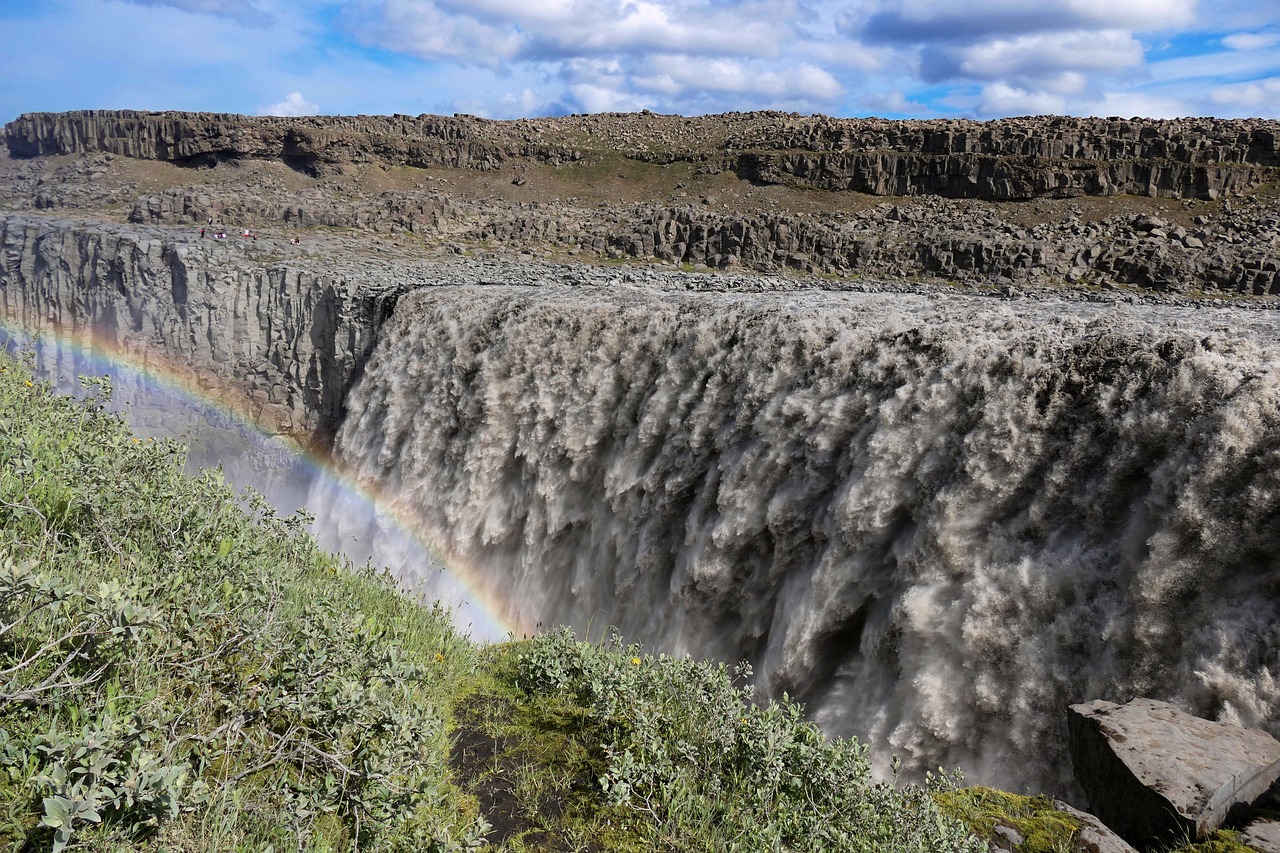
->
left=1067, top=698, right=1280, bottom=848
left=1052, top=802, right=1138, bottom=853
left=1240, top=819, right=1280, bottom=853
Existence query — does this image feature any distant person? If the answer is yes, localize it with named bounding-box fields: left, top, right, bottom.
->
left=200, top=227, right=205, bottom=238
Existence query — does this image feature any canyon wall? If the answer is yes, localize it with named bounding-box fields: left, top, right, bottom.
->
left=7, top=208, right=1280, bottom=798
left=0, top=215, right=386, bottom=440
left=56, top=183, right=1280, bottom=296
left=6, top=110, right=1277, bottom=200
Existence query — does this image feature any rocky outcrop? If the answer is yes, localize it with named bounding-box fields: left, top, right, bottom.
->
left=0, top=215, right=389, bottom=440
left=733, top=150, right=1263, bottom=200
left=721, top=113, right=1279, bottom=166
left=1, top=111, right=543, bottom=174
left=589, top=199, right=1280, bottom=294
left=70, top=186, right=1278, bottom=297
left=3, top=112, right=1278, bottom=296
left=5, top=111, right=1277, bottom=200
left=1067, top=698, right=1280, bottom=847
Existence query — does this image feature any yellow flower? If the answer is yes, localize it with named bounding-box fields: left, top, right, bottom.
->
left=631, top=657, right=642, bottom=665
left=435, top=653, right=445, bottom=663
left=24, top=381, right=33, bottom=387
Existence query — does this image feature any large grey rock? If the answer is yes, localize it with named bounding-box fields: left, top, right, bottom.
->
left=1053, top=802, right=1138, bottom=853
left=1240, top=819, right=1280, bottom=853
left=1068, top=698, right=1280, bottom=847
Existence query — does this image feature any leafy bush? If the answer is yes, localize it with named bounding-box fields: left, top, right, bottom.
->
left=515, top=627, right=985, bottom=852
left=0, top=351, right=485, bottom=851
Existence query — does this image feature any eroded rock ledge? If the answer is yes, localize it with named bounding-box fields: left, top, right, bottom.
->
left=5, top=110, right=1278, bottom=200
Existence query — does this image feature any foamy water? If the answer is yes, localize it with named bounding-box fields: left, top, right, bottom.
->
left=328, top=285, right=1280, bottom=795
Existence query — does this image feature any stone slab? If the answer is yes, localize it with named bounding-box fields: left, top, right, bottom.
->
left=1068, top=698, right=1280, bottom=847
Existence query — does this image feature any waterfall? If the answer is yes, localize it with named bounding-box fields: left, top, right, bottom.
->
left=322, top=283, right=1280, bottom=795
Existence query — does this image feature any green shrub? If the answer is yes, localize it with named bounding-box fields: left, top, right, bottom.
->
left=515, top=627, right=985, bottom=852
left=0, top=351, right=485, bottom=851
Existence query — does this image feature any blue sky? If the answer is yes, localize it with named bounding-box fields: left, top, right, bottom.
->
left=1, top=0, right=1278, bottom=124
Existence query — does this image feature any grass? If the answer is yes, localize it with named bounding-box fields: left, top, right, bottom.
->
left=0, top=346, right=1264, bottom=852
left=934, top=787, right=1080, bottom=853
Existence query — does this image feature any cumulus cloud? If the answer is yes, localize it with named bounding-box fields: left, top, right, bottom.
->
left=1085, top=91, right=1192, bottom=119
left=1210, top=77, right=1280, bottom=111
left=342, top=0, right=847, bottom=113
left=259, top=92, right=320, bottom=116
left=634, top=56, right=841, bottom=100
left=923, top=29, right=1144, bottom=89
left=349, top=0, right=786, bottom=63
left=858, top=89, right=934, bottom=115
left=976, top=82, right=1066, bottom=117
left=1222, top=31, right=1280, bottom=50
left=843, top=0, right=1206, bottom=118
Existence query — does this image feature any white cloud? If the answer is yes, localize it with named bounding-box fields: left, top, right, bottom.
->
left=846, top=0, right=1216, bottom=118
left=858, top=89, right=934, bottom=116
left=860, top=0, right=1193, bottom=44
left=260, top=92, right=320, bottom=116
left=976, top=82, right=1066, bottom=117
left=1084, top=91, right=1193, bottom=119
left=349, top=0, right=788, bottom=63
left=565, top=82, right=648, bottom=114
left=950, top=30, right=1143, bottom=85
left=635, top=56, right=841, bottom=100
left=1194, top=0, right=1280, bottom=32
left=1222, top=31, right=1280, bottom=50
left=342, top=0, right=851, bottom=114
left=1210, top=77, right=1280, bottom=111
left=1147, top=48, right=1280, bottom=85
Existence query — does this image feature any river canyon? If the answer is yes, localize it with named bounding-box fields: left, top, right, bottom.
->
left=3, top=110, right=1280, bottom=799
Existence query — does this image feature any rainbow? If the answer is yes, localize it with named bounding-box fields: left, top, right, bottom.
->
left=0, top=316, right=522, bottom=642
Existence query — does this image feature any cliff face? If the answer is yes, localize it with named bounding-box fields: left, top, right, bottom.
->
left=0, top=215, right=386, bottom=440
left=733, top=150, right=1265, bottom=200
left=112, top=184, right=1279, bottom=295
left=1, top=111, right=561, bottom=173
left=6, top=110, right=1277, bottom=200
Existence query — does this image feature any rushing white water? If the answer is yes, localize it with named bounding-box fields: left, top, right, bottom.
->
left=328, top=283, right=1280, bottom=795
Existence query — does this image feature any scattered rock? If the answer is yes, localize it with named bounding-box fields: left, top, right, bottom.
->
left=991, top=824, right=1024, bottom=850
